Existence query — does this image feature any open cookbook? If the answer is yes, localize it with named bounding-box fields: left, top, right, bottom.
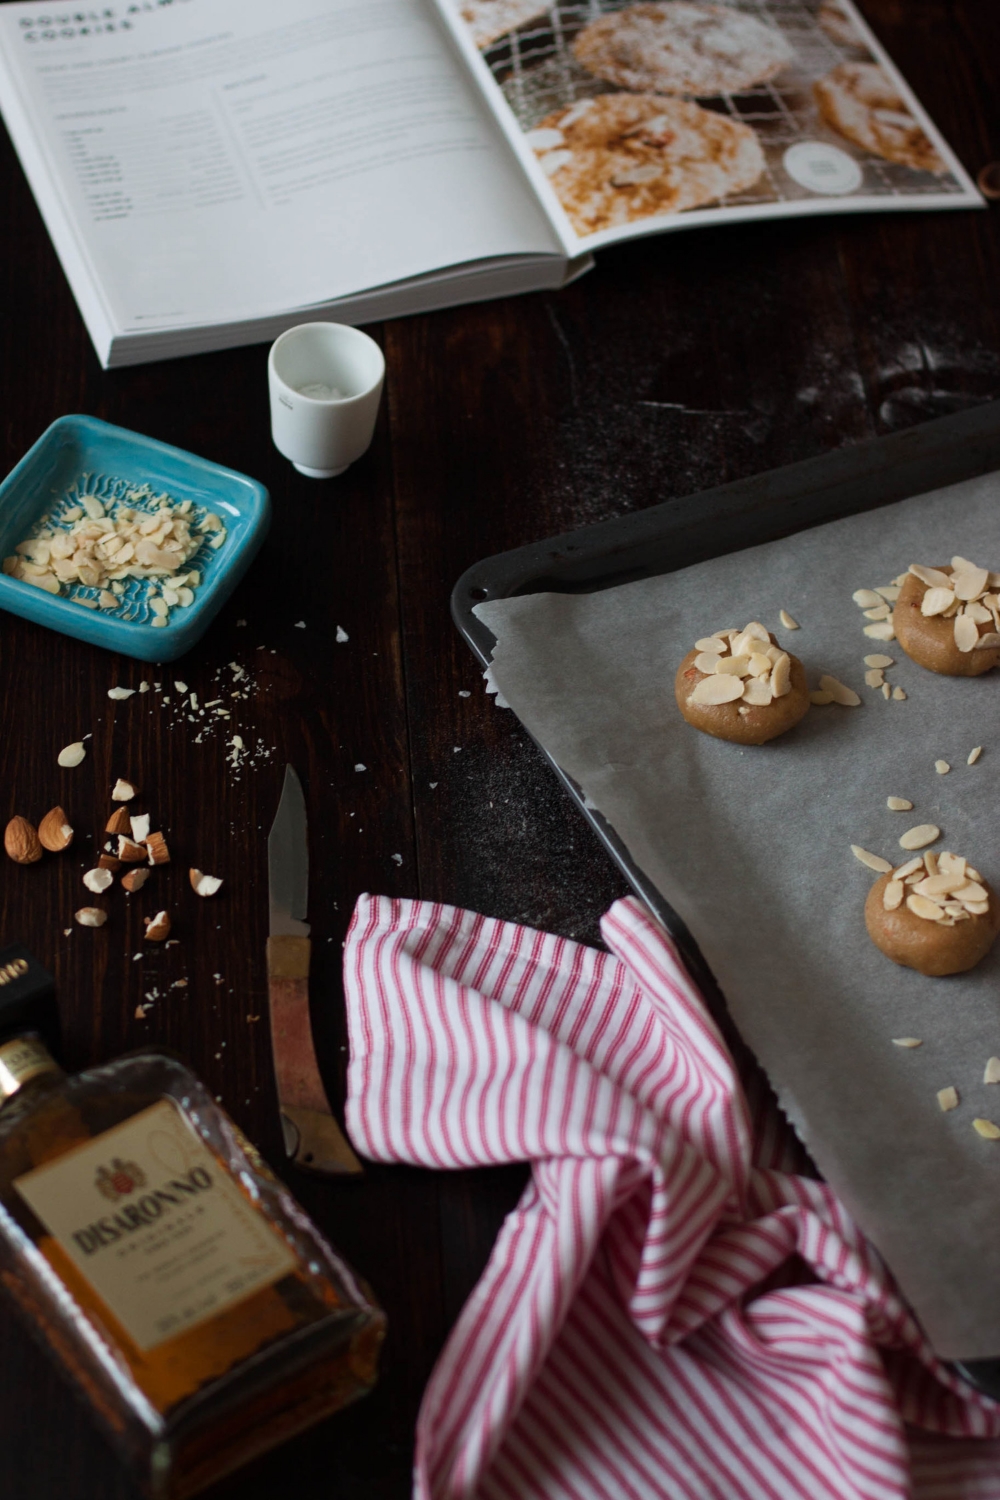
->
left=0, top=0, right=981, bottom=367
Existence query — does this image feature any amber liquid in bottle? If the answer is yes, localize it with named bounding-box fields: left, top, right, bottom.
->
left=0, top=1038, right=384, bottom=1498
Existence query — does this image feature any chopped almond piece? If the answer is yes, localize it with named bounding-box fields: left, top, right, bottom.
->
left=111, top=778, right=137, bottom=802
left=117, top=836, right=147, bottom=863
left=121, top=867, right=150, bottom=894
left=189, top=869, right=223, bottom=897
left=105, top=806, right=132, bottom=836
left=74, top=907, right=107, bottom=928
left=146, top=831, right=170, bottom=866
left=144, top=910, right=171, bottom=941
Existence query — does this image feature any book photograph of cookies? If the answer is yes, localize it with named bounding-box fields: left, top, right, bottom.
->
left=444, top=0, right=974, bottom=247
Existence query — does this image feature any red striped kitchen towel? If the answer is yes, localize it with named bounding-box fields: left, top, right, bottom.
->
left=343, top=893, right=1000, bottom=1500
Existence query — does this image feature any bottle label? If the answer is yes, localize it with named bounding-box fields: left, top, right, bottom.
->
left=0, top=1036, right=57, bottom=1100
left=14, top=1098, right=298, bottom=1351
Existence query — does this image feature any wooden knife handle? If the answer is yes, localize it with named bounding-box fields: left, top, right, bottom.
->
left=266, top=934, right=362, bottom=1176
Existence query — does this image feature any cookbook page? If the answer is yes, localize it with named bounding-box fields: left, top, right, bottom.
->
left=434, top=0, right=982, bottom=255
left=0, top=0, right=563, bottom=340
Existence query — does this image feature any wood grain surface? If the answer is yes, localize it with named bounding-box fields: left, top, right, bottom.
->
left=0, top=1, right=998, bottom=1494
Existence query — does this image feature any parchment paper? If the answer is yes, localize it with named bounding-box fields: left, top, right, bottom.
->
left=476, top=471, right=1000, bottom=1359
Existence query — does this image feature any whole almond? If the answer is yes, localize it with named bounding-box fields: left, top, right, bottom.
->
left=5, top=816, right=42, bottom=865
left=38, top=807, right=73, bottom=853
left=105, top=807, right=132, bottom=836
left=144, top=910, right=171, bottom=941
left=121, top=867, right=150, bottom=894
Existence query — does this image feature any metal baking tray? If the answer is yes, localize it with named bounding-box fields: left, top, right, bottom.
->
left=451, top=399, right=1000, bottom=1395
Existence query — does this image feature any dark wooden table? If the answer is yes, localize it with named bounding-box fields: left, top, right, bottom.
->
left=1, top=2, right=998, bottom=1494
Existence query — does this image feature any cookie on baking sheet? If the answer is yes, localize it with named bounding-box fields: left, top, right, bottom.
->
left=529, top=93, right=765, bottom=236
left=457, top=0, right=548, bottom=49
left=817, top=0, right=866, bottom=51
left=674, top=622, right=810, bottom=745
left=866, top=854, right=1000, bottom=978
left=893, top=559, right=1000, bottom=677
left=572, top=2, right=795, bottom=97
left=814, top=63, right=944, bottom=172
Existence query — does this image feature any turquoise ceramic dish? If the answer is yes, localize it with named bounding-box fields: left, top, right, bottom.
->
left=0, top=416, right=270, bottom=663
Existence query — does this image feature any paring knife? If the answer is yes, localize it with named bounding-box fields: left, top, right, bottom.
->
left=267, top=764, right=362, bottom=1176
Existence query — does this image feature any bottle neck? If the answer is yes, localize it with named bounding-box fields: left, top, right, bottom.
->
left=0, top=1033, right=63, bottom=1105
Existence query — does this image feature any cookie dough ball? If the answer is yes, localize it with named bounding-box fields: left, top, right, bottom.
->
left=894, top=561, right=1000, bottom=676
left=675, top=622, right=810, bottom=745
left=866, top=853, right=1000, bottom=977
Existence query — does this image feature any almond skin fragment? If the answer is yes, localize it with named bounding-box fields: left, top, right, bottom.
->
left=144, top=910, right=171, bottom=941
left=111, top=778, right=137, bottom=802
left=74, top=907, right=107, bottom=928
left=121, top=867, right=150, bottom=894
left=106, top=806, right=132, bottom=836
left=189, top=869, right=223, bottom=897
left=4, top=816, right=42, bottom=865
left=146, top=831, right=170, bottom=866
left=38, top=807, right=73, bottom=852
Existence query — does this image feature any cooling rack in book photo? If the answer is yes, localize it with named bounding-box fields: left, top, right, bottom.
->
left=453, top=0, right=976, bottom=240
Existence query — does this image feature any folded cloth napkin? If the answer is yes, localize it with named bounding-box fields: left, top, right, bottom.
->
left=344, top=894, right=1000, bottom=1500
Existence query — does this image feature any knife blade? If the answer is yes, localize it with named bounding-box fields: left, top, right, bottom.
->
left=266, top=764, right=361, bottom=1175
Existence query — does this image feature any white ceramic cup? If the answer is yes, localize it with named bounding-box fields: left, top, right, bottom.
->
left=268, top=322, right=385, bottom=479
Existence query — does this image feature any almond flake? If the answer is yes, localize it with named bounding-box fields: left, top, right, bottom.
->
left=57, top=741, right=86, bottom=768
left=891, top=1037, right=922, bottom=1048
left=908, top=893, right=946, bottom=921
left=778, top=610, right=799, bottom=629
left=899, top=824, right=940, bottom=851
left=864, top=655, right=893, bottom=668
left=747, top=653, right=772, bottom=677
left=875, top=586, right=900, bottom=602
left=809, top=689, right=834, bottom=705
left=742, top=677, right=773, bottom=707
left=863, top=604, right=891, bottom=621
left=892, top=687, right=906, bottom=701
left=973, top=1118, right=1000, bottom=1140
left=770, top=652, right=791, bottom=698
left=864, top=622, right=895, bottom=641
left=853, top=589, right=883, bottom=608
left=937, top=1086, right=959, bottom=1111
left=818, top=674, right=860, bottom=707
left=690, top=675, right=744, bottom=706
left=893, top=857, right=923, bottom=879
left=864, top=669, right=884, bottom=688
left=954, top=614, right=979, bottom=653
left=954, top=881, right=987, bottom=903
left=920, top=586, right=955, bottom=617
left=973, top=632, right=1000, bottom=650
left=851, top=845, right=892, bottom=874
left=964, top=900, right=990, bottom=915
left=881, top=683, right=891, bottom=699
left=694, top=651, right=722, bottom=674
left=715, top=655, right=752, bottom=677
left=984, top=1057, right=1000, bottom=1085
left=935, top=760, right=950, bottom=775
left=886, top=797, right=913, bottom=811
left=695, top=636, right=726, bottom=653
left=953, top=566, right=989, bottom=600
left=909, top=565, right=953, bottom=589
left=967, top=746, right=982, bottom=764
left=883, top=880, right=904, bottom=910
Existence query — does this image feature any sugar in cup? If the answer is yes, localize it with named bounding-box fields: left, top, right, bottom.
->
left=268, top=323, right=385, bottom=479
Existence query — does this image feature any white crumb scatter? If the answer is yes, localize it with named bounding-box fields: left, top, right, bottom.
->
left=391, top=853, right=403, bottom=866
left=174, top=680, right=187, bottom=694
left=429, top=782, right=438, bottom=789
left=139, top=681, right=149, bottom=693
left=63, top=928, right=72, bottom=936
left=354, top=763, right=366, bottom=772
left=336, top=625, right=349, bottom=642
left=294, top=620, right=306, bottom=629
left=132, top=952, right=142, bottom=961
left=892, top=1037, right=922, bottom=1048
left=236, top=619, right=246, bottom=626
left=454, top=746, right=462, bottom=753
left=459, top=690, right=471, bottom=697
left=969, top=746, right=983, bottom=765
left=108, top=686, right=136, bottom=700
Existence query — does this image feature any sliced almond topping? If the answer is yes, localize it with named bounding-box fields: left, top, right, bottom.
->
left=881, top=683, right=891, bottom=699
left=190, top=869, right=223, bottom=897
left=893, top=857, right=923, bottom=879
left=875, top=586, right=900, bottom=602
left=57, top=741, right=86, bottom=768
left=899, top=824, right=940, bottom=851
left=690, top=674, right=744, bottom=705
left=146, top=831, right=170, bottom=866
left=38, top=807, right=73, bottom=852
left=778, top=610, right=799, bottom=629
left=747, top=652, right=772, bottom=677
left=923, top=851, right=939, bottom=876
left=952, top=555, right=978, bottom=573
left=965, top=601, right=992, bottom=624
left=907, top=894, right=945, bottom=922
left=818, top=674, right=860, bottom=707
left=144, top=910, right=171, bottom=942
left=863, top=604, right=891, bottom=621
left=938, top=852, right=966, bottom=878
left=973, top=631, right=1000, bottom=650
left=892, top=1037, right=922, bottom=1048
left=934, top=759, right=950, bottom=775
left=973, top=1118, right=1000, bottom=1140
left=968, top=746, right=983, bottom=765
left=715, top=655, right=752, bottom=677
left=851, top=844, right=892, bottom=873
left=963, top=900, right=990, bottom=916
left=886, top=797, right=912, bottom=811
left=937, top=1086, right=959, bottom=1111
left=770, top=652, right=791, bottom=697
left=863, top=622, right=895, bottom=641
left=82, top=867, right=114, bottom=894
left=984, top=1057, right=1000, bottom=1085
left=883, top=880, right=904, bottom=910
left=694, top=651, right=722, bottom=673
left=695, top=636, right=727, bottom=653
left=954, top=613, right=979, bottom=653
left=74, top=907, right=107, bottom=928
left=111, top=778, right=136, bottom=802
left=913, top=873, right=962, bottom=897
left=852, top=588, right=883, bottom=607
left=909, top=565, right=952, bottom=589
left=954, top=881, right=988, bottom=903
left=742, top=677, right=773, bottom=707
left=130, top=813, right=151, bottom=843
left=121, top=867, right=150, bottom=894
left=892, top=686, right=906, bottom=701
left=920, top=586, right=955, bottom=617
left=953, top=566, right=989, bottom=600
left=864, top=654, right=894, bottom=668
left=809, top=689, right=834, bottom=705
left=864, top=669, right=884, bottom=688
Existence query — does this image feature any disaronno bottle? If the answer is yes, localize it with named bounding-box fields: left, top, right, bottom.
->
left=0, top=948, right=384, bottom=1497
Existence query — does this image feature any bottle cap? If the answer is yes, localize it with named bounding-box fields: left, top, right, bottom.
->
left=0, top=946, right=59, bottom=1053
